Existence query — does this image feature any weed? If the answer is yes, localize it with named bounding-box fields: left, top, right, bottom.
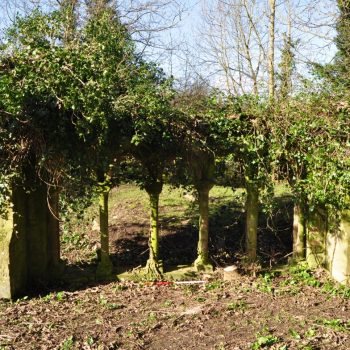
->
left=252, top=326, right=281, bottom=349
left=14, top=295, right=28, bottom=304
left=321, top=280, right=350, bottom=299
left=183, top=284, right=200, bottom=295
left=86, top=336, right=95, bottom=346
left=215, top=341, right=226, bottom=350
left=288, top=329, right=301, bottom=339
left=227, top=300, right=248, bottom=311
left=108, top=303, right=125, bottom=310
left=288, top=264, right=320, bottom=287
left=252, top=334, right=280, bottom=349
left=205, top=281, right=223, bottom=291
left=114, top=284, right=128, bottom=292
left=59, top=336, right=75, bottom=350
left=317, top=318, right=350, bottom=332
left=95, top=318, right=103, bottom=325
left=196, top=296, right=206, bottom=302
left=305, top=327, right=316, bottom=338
left=42, top=293, right=53, bottom=302
left=162, top=299, right=174, bottom=307
left=98, top=295, right=108, bottom=306
left=61, top=231, right=89, bottom=249
left=256, top=272, right=276, bottom=293
left=56, top=291, right=65, bottom=301
left=147, top=312, right=157, bottom=323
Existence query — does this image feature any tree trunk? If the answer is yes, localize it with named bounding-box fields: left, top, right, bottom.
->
left=60, top=0, right=78, bottom=44
left=245, top=182, right=259, bottom=261
left=145, top=181, right=163, bottom=276
left=96, top=189, right=113, bottom=279
left=194, top=184, right=213, bottom=271
left=293, top=203, right=306, bottom=260
left=268, top=0, right=276, bottom=100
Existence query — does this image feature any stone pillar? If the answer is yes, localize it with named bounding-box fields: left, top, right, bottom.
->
left=46, top=188, right=64, bottom=279
left=26, top=183, right=49, bottom=283
left=0, top=187, right=28, bottom=299
left=326, top=210, right=350, bottom=285
left=0, top=181, right=63, bottom=299
left=307, top=207, right=327, bottom=268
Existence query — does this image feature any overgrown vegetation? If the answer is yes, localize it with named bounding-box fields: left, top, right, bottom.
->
left=1, top=0, right=350, bottom=347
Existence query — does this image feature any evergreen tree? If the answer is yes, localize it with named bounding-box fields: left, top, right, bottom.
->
left=315, top=0, right=350, bottom=89
left=278, top=33, right=295, bottom=99
left=334, top=0, right=350, bottom=85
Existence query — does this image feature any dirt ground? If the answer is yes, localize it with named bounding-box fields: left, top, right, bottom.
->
left=0, top=272, right=349, bottom=349
left=0, top=185, right=349, bottom=349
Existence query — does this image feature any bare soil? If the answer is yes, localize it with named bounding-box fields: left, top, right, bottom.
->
left=0, top=274, right=349, bottom=349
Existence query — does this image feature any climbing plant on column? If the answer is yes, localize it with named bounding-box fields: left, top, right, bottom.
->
left=122, top=64, right=185, bottom=276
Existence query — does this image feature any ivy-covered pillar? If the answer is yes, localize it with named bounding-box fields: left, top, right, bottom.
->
left=189, top=149, right=215, bottom=272
left=145, top=181, right=163, bottom=276
left=194, top=181, right=213, bottom=271
left=245, top=181, right=259, bottom=262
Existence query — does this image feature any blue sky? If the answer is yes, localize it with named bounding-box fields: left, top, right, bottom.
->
left=0, top=0, right=338, bottom=90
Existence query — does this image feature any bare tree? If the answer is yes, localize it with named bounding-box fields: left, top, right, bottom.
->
left=268, top=0, right=276, bottom=99
left=198, top=0, right=269, bottom=95
left=0, top=0, right=187, bottom=60
left=190, top=0, right=339, bottom=95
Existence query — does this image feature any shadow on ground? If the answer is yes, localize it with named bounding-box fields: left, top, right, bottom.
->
left=23, top=194, right=294, bottom=298
left=110, top=194, right=294, bottom=270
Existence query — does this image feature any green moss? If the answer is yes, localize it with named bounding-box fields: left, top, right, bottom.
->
left=0, top=212, right=12, bottom=299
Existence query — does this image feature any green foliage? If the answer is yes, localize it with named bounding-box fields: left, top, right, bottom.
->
left=314, top=1, right=350, bottom=89
left=277, top=33, right=296, bottom=99
left=2, top=0, right=350, bottom=275
left=287, top=263, right=320, bottom=287
left=256, top=272, right=276, bottom=293
left=316, top=318, right=350, bottom=332
left=59, top=336, right=75, bottom=350
left=0, top=174, right=12, bottom=218
left=252, top=330, right=280, bottom=349
left=271, top=93, right=350, bottom=214
left=204, top=281, right=223, bottom=291
left=321, top=280, right=350, bottom=299
left=227, top=300, right=248, bottom=311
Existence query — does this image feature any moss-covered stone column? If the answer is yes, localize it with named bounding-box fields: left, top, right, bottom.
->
left=245, top=181, right=259, bottom=262
left=292, top=201, right=307, bottom=261
left=0, top=186, right=27, bottom=299
left=307, top=207, right=326, bottom=267
left=0, top=210, right=13, bottom=299
left=1, top=177, right=65, bottom=298
left=96, top=188, right=113, bottom=279
left=145, top=181, right=163, bottom=276
left=194, top=181, right=213, bottom=271
left=26, top=182, right=49, bottom=283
